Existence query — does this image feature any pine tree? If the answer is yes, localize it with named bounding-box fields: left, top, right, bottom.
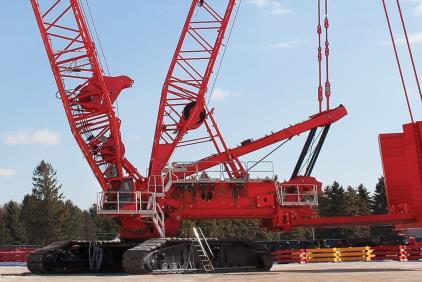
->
left=370, top=177, right=395, bottom=244
left=29, top=161, right=65, bottom=244
left=32, top=161, right=63, bottom=202
left=56, top=200, right=84, bottom=241
left=371, top=177, right=388, bottom=215
left=342, top=186, right=370, bottom=240
left=89, top=204, right=119, bottom=239
left=279, top=228, right=313, bottom=240
left=80, top=211, right=97, bottom=241
left=0, top=206, right=11, bottom=245
left=3, top=201, right=27, bottom=244
left=316, top=182, right=347, bottom=239
left=357, top=184, right=371, bottom=215
left=318, top=182, right=347, bottom=217
left=21, top=194, right=39, bottom=244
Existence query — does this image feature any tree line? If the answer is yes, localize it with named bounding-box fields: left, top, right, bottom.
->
left=0, top=161, right=118, bottom=245
left=0, top=160, right=395, bottom=246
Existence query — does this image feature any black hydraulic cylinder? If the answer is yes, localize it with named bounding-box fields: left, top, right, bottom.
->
left=291, top=128, right=317, bottom=179
left=305, top=125, right=331, bottom=176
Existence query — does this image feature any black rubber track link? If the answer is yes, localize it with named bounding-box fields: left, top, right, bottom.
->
left=27, top=241, right=73, bottom=274
left=27, top=240, right=137, bottom=274
left=122, top=238, right=170, bottom=274
left=122, top=238, right=273, bottom=274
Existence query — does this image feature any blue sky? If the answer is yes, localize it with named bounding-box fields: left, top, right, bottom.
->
left=1, top=0, right=422, bottom=209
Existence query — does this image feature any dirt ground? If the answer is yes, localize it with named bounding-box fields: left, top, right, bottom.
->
left=1, top=261, right=421, bottom=282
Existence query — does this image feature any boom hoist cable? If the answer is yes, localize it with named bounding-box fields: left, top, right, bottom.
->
left=317, top=0, right=323, bottom=112
left=80, top=0, right=123, bottom=116
left=207, top=0, right=242, bottom=105
left=395, top=0, right=422, bottom=104
left=324, top=0, right=331, bottom=110
left=289, top=0, right=334, bottom=179
left=317, top=0, right=331, bottom=112
left=381, top=0, right=422, bottom=123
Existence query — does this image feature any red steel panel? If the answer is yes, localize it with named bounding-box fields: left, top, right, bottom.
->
left=380, top=121, right=422, bottom=228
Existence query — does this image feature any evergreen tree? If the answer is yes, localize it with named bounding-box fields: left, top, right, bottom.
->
left=357, top=184, right=372, bottom=215
left=0, top=206, right=11, bottom=245
left=21, top=194, right=39, bottom=244
left=32, top=161, right=63, bottom=202
left=3, top=201, right=27, bottom=244
left=318, top=182, right=347, bottom=217
left=342, top=186, right=370, bottom=240
left=29, top=161, right=65, bottom=244
left=89, top=204, right=119, bottom=239
left=80, top=211, right=97, bottom=241
left=56, top=200, right=84, bottom=241
left=316, top=182, right=347, bottom=239
left=370, top=177, right=395, bottom=244
left=278, top=228, right=313, bottom=241
left=371, top=177, right=388, bottom=215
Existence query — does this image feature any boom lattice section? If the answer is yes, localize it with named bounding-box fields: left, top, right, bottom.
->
left=149, top=0, right=244, bottom=178
left=30, top=0, right=142, bottom=191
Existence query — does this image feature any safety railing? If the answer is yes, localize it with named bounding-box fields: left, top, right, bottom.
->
left=97, top=191, right=165, bottom=237
left=148, top=168, right=179, bottom=194
left=278, top=184, right=318, bottom=206
left=167, top=161, right=275, bottom=183
left=97, top=191, right=157, bottom=216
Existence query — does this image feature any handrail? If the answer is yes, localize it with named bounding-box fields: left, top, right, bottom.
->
left=193, top=227, right=213, bottom=260
left=278, top=184, right=318, bottom=206
left=198, top=227, right=213, bottom=258
left=166, top=160, right=275, bottom=182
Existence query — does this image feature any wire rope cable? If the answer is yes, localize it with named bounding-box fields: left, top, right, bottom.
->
left=207, top=0, right=242, bottom=105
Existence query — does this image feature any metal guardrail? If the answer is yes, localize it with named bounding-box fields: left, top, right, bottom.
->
left=97, top=191, right=156, bottom=215
left=97, top=191, right=166, bottom=237
left=278, top=184, right=318, bottom=206
left=168, top=161, right=275, bottom=183
left=145, top=161, right=276, bottom=195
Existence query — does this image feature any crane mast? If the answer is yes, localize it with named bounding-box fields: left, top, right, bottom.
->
left=149, top=0, right=244, bottom=178
left=27, top=0, right=422, bottom=275
left=30, top=0, right=142, bottom=192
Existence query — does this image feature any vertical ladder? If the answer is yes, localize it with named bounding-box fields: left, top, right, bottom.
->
left=192, top=227, right=214, bottom=273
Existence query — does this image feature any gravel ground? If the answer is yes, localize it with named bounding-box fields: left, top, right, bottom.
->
left=1, top=261, right=421, bottom=282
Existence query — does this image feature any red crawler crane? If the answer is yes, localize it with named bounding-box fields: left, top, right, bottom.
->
left=28, top=0, right=422, bottom=275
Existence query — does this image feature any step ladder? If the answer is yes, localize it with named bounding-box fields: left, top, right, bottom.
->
left=192, top=227, right=214, bottom=273
left=151, top=200, right=165, bottom=238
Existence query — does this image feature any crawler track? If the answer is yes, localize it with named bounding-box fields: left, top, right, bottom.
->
left=123, top=238, right=273, bottom=274
left=27, top=239, right=272, bottom=275
left=27, top=241, right=134, bottom=274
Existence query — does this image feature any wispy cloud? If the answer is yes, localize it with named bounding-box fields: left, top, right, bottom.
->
left=416, top=2, right=422, bottom=15
left=247, top=0, right=292, bottom=15
left=268, top=39, right=304, bottom=49
left=402, top=0, right=422, bottom=16
left=380, top=32, right=422, bottom=46
left=2, top=129, right=60, bottom=145
left=0, top=168, right=16, bottom=178
left=210, top=88, right=240, bottom=101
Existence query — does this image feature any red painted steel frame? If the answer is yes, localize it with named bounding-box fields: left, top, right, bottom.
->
left=31, top=0, right=422, bottom=241
left=178, top=105, right=347, bottom=178
left=30, top=0, right=143, bottom=192
left=380, top=121, right=422, bottom=229
left=149, top=0, right=243, bottom=177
